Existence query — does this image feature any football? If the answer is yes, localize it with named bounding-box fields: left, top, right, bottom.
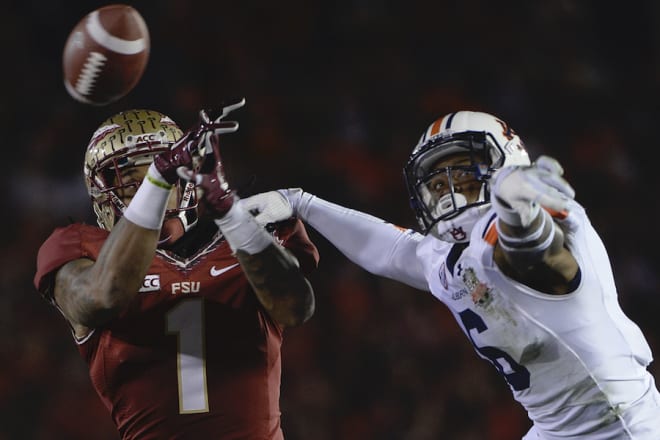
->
left=62, top=4, right=150, bottom=106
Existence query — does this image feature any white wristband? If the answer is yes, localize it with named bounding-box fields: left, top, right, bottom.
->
left=123, top=164, right=172, bottom=230
left=214, top=200, right=273, bottom=254
left=496, top=209, right=555, bottom=253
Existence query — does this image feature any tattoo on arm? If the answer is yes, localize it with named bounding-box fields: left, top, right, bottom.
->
left=235, top=244, right=315, bottom=327
left=54, top=218, right=160, bottom=333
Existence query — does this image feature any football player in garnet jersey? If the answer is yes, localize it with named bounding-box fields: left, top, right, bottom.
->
left=246, top=111, right=660, bottom=439
left=34, top=99, right=318, bottom=440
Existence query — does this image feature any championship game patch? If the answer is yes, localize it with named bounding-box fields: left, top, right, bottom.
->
left=462, top=267, right=492, bottom=307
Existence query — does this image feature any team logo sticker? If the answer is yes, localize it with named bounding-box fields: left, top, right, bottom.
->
left=139, top=274, right=160, bottom=293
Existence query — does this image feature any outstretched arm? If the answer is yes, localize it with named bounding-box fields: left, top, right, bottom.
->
left=214, top=200, right=315, bottom=327
left=490, top=155, right=579, bottom=294
left=242, top=190, right=429, bottom=291
left=235, top=238, right=314, bottom=327
left=179, top=123, right=314, bottom=327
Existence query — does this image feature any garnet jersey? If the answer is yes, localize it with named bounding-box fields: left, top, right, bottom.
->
left=34, top=219, right=319, bottom=440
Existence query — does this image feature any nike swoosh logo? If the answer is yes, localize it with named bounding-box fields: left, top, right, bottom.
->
left=210, top=263, right=240, bottom=277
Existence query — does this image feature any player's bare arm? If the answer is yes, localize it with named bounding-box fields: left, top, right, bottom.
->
left=54, top=219, right=160, bottom=336
left=177, top=100, right=316, bottom=327
left=236, top=245, right=314, bottom=327
left=53, top=110, right=224, bottom=336
left=490, top=155, right=579, bottom=294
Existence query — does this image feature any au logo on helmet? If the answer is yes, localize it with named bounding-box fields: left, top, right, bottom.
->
left=495, top=118, right=516, bottom=141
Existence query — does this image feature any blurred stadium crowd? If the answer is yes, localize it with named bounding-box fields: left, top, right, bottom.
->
left=2, top=0, right=660, bottom=438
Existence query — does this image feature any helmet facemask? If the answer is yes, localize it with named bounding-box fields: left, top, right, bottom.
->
left=404, top=111, right=531, bottom=242
left=404, top=131, right=504, bottom=242
left=84, top=110, right=197, bottom=243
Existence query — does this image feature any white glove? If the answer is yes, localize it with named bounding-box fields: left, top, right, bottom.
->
left=240, top=188, right=314, bottom=227
left=490, top=156, right=575, bottom=227
left=239, top=191, right=293, bottom=227
left=276, top=188, right=306, bottom=215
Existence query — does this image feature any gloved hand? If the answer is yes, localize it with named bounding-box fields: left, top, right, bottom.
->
left=490, top=155, right=575, bottom=227
left=240, top=191, right=294, bottom=227
left=276, top=188, right=306, bottom=216
left=153, top=98, right=245, bottom=184
left=177, top=133, right=235, bottom=218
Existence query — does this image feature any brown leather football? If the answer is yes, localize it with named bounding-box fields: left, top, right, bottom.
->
left=62, top=4, right=150, bottom=106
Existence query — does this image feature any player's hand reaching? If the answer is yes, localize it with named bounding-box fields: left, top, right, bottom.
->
left=239, top=188, right=314, bottom=225
left=240, top=191, right=294, bottom=227
left=177, top=132, right=235, bottom=218
left=153, top=98, right=245, bottom=185
left=490, top=155, right=575, bottom=227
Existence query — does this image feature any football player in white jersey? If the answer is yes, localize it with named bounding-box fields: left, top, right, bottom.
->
left=243, top=111, right=660, bottom=439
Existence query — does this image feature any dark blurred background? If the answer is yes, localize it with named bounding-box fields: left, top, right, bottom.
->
left=3, top=0, right=660, bottom=439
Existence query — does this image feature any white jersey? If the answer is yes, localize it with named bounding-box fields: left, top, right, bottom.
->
left=294, top=193, right=660, bottom=439
left=417, top=201, right=660, bottom=439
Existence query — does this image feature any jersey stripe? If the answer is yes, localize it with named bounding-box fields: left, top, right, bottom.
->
left=545, top=207, right=568, bottom=220
left=484, top=222, right=498, bottom=246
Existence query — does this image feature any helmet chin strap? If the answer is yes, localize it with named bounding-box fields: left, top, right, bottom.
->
left=178, top=181, right=198, bottom=232
left=159, top=183, right=199, bottom=248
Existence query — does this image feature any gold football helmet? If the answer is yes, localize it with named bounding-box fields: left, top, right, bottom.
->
left=84, top=109, right=190, bottom=230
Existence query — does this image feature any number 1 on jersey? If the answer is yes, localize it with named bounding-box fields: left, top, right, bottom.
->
left=166, top=298, right=209, bottom=414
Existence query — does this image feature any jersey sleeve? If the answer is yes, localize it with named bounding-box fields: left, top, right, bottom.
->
left=273, top=218, right=319, bottom=275
left=296, top=195, right=429, bottom=290
left=33, top=224, right=105, bottom=300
